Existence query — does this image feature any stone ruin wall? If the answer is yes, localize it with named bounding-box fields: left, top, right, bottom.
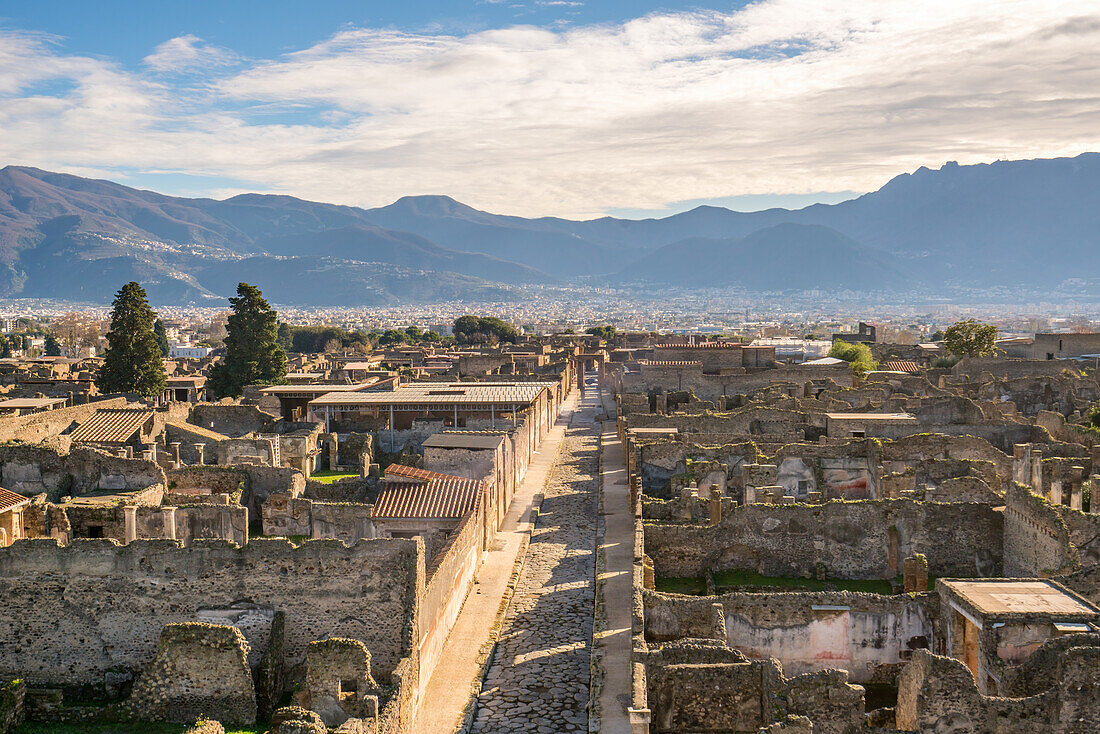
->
left=643, top=589, right=934, bottom=683
left=1002, top=483, right=1079, bottom=577
left=0, top=443, right=166, bottom=501
left=0, top=537, right=421, bottom=696
left=644, top=498, right=1003, bottom=581
left=0, top=396, right=131, bottom=446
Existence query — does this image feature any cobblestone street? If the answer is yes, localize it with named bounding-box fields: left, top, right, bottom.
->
left=470, top=403, right=599, bottom=733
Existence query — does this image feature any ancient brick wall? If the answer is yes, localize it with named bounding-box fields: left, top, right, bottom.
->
left=644, top=499, right=1002, bottom=580
left=0, top=396, right=130, bottom=445
left=0, top=444, right=165, bottom=501
left=0, top=537, right=421, bottom=695
left=189, top=404, right=278, bottom=438
left=1003, top=484, right=1079, bottom=576
left=644, top=589, right=933, bottom=683
left=126, top=623, right=257, bottom=726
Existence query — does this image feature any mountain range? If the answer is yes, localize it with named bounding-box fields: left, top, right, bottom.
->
left=1, top=153, right=1099, bottom=305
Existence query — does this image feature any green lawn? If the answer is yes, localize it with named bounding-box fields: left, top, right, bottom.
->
left=309, top=470, right=360, bottom=484
left=655, top=571, right=897, bottom=596
left=17, top=724, right=265, bottom=734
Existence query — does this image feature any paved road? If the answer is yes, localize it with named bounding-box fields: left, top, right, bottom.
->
left=411, top=389, right=581, bottom=734
left=469, top=387, right=602, bottom=733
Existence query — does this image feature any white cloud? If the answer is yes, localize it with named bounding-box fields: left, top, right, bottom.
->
left=143, top=35, right=237, bottom=74
left=2, top=1, right=1100, bottom=217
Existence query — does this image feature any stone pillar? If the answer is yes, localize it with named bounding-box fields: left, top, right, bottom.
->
left=1012, top=444, right=1031, bottom=485
left=123, top=506, right=137, bottom=544
left=125, top=445, right=133, bottom=459
left=903, top=554, right=929, bottom=592
left=743, top=484, right=756, bottom=505
left=642, top=555, right=655, bottom=590
left=678, top=485, right=696, bottom=521
left=161, top=506, right=177, bottom=541
left=194, top=443, right=205, bottom=466
left=1031, top=450, right=1043, bottom=491
left=709, top=495, right=722, bottom=526
left=170, top=442, right=181, bottom=465
left=1092, top=444, right=1100, bottom=476
left=710, top=603, right=727, bottom=642
left=1069, top=467, right=1086, bottom=510
left=328, top=433, right=339, bottom=471
left=1051, top=479, right=1063, bottom=505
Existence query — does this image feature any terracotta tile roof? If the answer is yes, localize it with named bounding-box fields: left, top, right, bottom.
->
left=0, top=487, right=30, bottom=513
left=655, top=343, right=740, bottom=349
left=882, top=360, right=922, bottom=373
left=373, top=464, right=482, bottom=520
left=70, top=408, right=154, bottom=443
left=639, top=360, right=703, bottom=367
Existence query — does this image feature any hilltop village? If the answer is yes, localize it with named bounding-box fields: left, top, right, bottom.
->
left=0, top=290, right=1098, bottom=734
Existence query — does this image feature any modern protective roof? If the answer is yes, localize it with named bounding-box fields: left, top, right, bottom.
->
left=309, top=382, right=553, bottom=407
left=942, top=579, right=1099, bottom=618
left=259, top=381, right=376, bottom=396
left=422, top=433, right=505, bottom=450
left=882, top=360, right=922, bottom=373
left=0, top=397, right=67, bottom=409
left=70, top=408, right=154, bottom=443
left=0, top=486, right=30, bottom=513
left=825, top=412, right=917, bottom=421
left=373, top=464, right=482, bottom=520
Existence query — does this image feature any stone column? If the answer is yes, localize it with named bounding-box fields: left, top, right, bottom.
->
left=125, top=446, right=133, bottom=459
left=328, top=433, right=339, bottom=471
left=1051, top=479, right=1063, bottom=505
left=1030, top=450, right=1043, bottom=491
left=170, top=442, right=181, bottom=465
left=642, top=555, right=655, bottom=590
left=161, top=506, right=177, bottom=541
left=1092, top=444, right=1100, bottom=476
left=1069, top=468, right=1086, bottom=510
left=1012, top=444, right=1031, bottom=485
left=743, top=484, right=756, bottom=505
left=194, top=443, right=205, bottom=466
left=709, top=495, right=722, bottom=526
left=123, top=506, right=137, bottom=544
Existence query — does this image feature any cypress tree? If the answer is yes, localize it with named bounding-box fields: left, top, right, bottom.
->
left=209, top=282, right=287, bottom=398
left=44, top=334, right=62, bottom=356
left=96, top=282, right=167, bottom=399
left=153, top=318, right=170, bottom=357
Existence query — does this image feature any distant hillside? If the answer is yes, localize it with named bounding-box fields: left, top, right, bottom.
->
left=2, top=153, right=1100, bottom=304
left=614, top=224, right=914, bottom=291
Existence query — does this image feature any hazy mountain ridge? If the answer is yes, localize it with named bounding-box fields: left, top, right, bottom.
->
left=1, top=153, right=1099, bottom=304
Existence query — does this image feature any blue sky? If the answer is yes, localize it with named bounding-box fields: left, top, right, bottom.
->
left=1, top=1, right=1096, bottom=218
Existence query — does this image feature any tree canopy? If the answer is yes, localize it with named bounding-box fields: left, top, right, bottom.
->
left=585, top=325, right=616, bottom=341
left=44, top=334, right=62, bottom=357
left=453, top=315, right=519, bottom=345
left=829, top=339, right=878, bottom=376
left=96, top=282, right=167, bottom=400
left=209, top=283, right=287, bottom=398
left=943, top=319, right=998, bottom=358
left=153, top=319, right=170, bottom=357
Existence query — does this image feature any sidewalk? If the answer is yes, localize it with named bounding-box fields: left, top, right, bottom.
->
left=411, top=389, right=580, bottom=734
left=595, top=390, right=634, bottom=733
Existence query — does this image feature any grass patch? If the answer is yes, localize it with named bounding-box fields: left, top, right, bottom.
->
left=17, top=725, right=265, bottom=734
left=654, top=576, right=708, bottom=595
left=713, top=570, right=896, bottom=595
left=309, top=470, right=360, bottom=484
left=655, top=571, right=897, bottom=596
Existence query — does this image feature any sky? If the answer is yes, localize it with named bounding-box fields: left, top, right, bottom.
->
left=1, top=1, right=1098, bottom=219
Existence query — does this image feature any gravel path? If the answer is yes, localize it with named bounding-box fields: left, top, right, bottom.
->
left=470, top=415, right=598, bottom=733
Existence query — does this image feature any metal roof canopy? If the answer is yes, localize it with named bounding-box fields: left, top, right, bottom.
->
left=422, top=433, right=505, bottom=450
left=308, top=381, right=554, bottom=407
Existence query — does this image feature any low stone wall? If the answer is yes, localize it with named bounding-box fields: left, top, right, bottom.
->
left=0, top=443, right=166, bottom=501
left=0, top=396, right=130, bottom=445
left=126, top=623, right=257, bottom=726
left=1, top=679, right=25, bottom=734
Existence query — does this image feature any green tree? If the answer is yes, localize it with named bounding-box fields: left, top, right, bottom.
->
left=153, top=318, right=170, bottom=357
left=96, top=282, right=167, bottom=399
left=208, top=283, right=287, bottom=398
left=943, top=319, right=998, bottom=358
left=0, top=337, right=10, bottom=359
left=452, top=315, right=519, bottom=344
left=276, top=322, right=293, bottom=351
left=829, top=339, right=878, bottom=376
left=585, top=325, right=616, bottom=341
left=44, top=334, right=62, bottom=356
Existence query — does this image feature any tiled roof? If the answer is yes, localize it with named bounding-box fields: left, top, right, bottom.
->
left=882, top=360, right=922, bottom=373
left=639, top=360, right=703, bottom=367
left=309, top=382, right=553, bottom=407
left=655, top=343, right=740, bottom=349
left=0, top=486, right=30, bottom=513
left=373, top=464, right=482, bottom=520
left=70, top=408, right=153, bottom=443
